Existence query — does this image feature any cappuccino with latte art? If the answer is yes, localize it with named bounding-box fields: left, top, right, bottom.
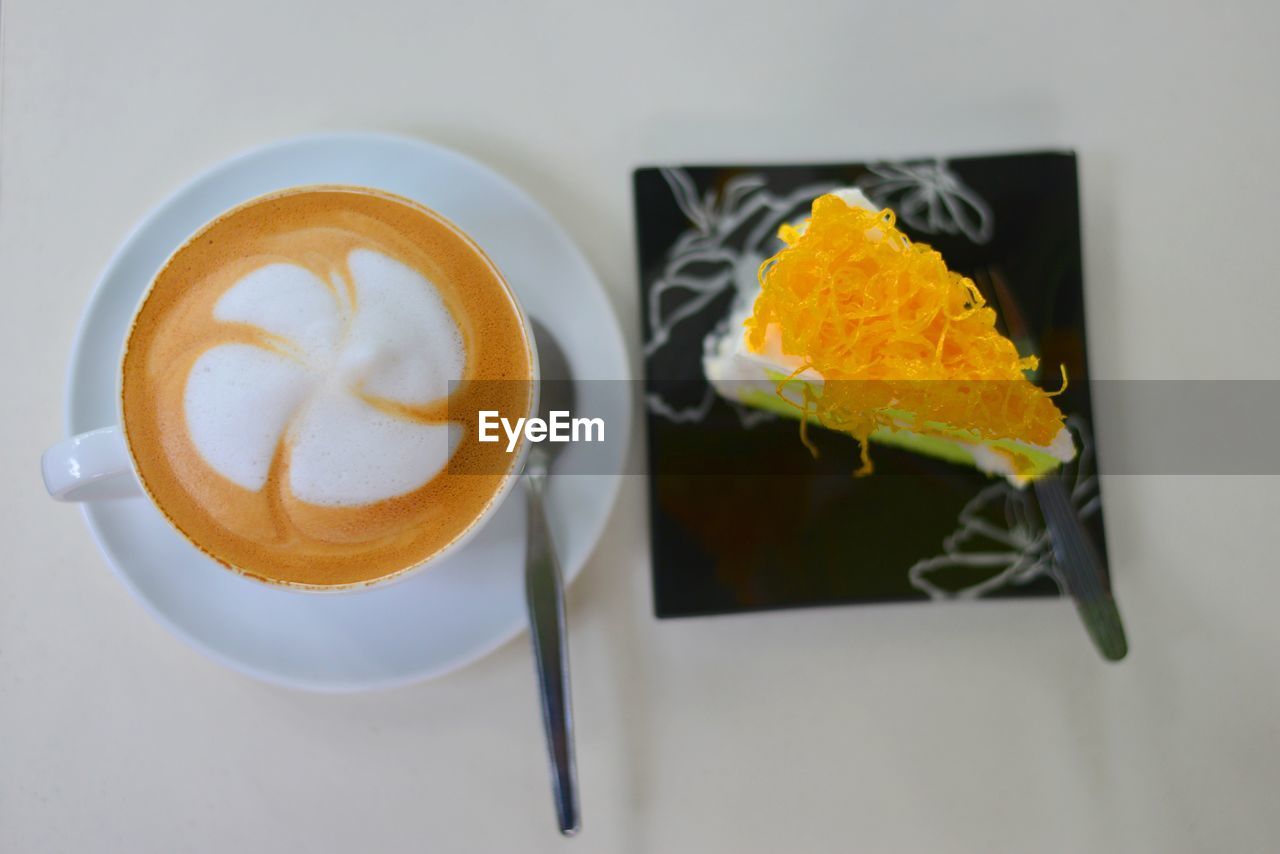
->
left=121, top=186, right=533, bottom=588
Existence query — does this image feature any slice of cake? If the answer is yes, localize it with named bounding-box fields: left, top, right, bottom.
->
left=704, top=188, right=1074, bottom=483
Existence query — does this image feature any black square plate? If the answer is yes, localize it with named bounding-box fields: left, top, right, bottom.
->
left=634, top=151, right=1108, bottom=618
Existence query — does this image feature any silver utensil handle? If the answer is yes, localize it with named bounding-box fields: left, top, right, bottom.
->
left=1034, top=475, right=1128, bottom=661
left=524, top=472, right=580, bottom=836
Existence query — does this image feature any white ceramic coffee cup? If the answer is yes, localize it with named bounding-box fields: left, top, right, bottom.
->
left=42, top=185, right=539, bottom=592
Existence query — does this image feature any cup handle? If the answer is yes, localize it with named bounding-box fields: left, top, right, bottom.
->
left=42, top=426, right=141, bottom=501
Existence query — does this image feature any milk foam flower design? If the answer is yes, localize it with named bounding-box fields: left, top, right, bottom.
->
left=184, top=249, right=465, bottom=506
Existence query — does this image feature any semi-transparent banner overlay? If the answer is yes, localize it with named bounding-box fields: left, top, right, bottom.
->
left=447, top=380, right=1280, bottom=475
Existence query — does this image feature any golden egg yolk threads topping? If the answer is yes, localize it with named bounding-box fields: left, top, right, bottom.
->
left=745, top=193, right=1066, bottom=475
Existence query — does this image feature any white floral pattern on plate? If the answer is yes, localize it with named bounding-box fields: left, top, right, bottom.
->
left=856, top=159, right=994, bottom=245
left=907, top=417, right=1099, bottom=599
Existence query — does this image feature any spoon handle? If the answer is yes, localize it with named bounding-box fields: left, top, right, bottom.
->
left=1034, top=475, right=1128, bottom=661
left=524, top=471, right=580, bottom=836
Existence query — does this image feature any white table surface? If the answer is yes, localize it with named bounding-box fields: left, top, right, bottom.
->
left=3, top=1, right=1279, bottom=851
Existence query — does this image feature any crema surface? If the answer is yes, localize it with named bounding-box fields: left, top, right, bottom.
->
left=122, top=187, right=532, bottom=587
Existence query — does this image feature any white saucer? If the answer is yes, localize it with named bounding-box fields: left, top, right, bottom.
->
left=65, top=132, right=630, bottom=691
